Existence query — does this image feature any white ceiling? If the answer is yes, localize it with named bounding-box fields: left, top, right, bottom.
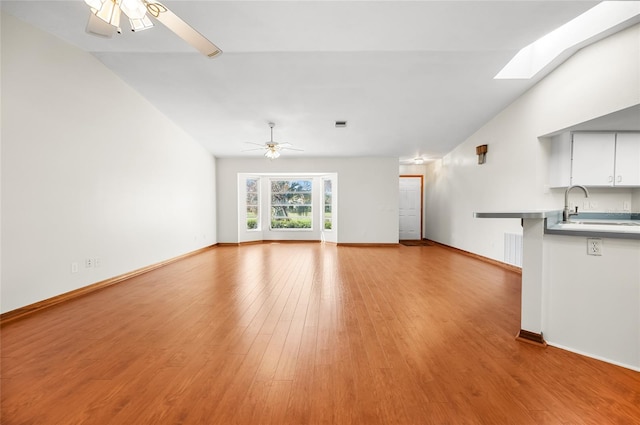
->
left=2, top=0, right=605, bottom=160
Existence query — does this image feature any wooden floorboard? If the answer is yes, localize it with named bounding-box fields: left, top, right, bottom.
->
left=2, top=243, right=639, bottom=424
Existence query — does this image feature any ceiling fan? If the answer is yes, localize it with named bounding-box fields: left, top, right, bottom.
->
left=243, top=123, right=304, bottom=159
left=83, top=0, right=222, bottom=58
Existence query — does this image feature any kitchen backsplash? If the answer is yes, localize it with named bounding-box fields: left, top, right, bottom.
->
left=565, top=187, right=640, bottom=213
left=633, top=188, right=640, bottom=212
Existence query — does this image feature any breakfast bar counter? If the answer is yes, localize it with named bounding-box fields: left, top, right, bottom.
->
left=475, top=210, right=640, bottom=371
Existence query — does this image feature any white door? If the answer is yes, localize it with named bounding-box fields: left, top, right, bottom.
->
left=399, top=176, right=422, bottom=240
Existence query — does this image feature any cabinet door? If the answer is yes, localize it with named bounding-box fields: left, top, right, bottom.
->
left=615, top=133, right=640, bottom=186
left=571, top=133, right=616, bottom=186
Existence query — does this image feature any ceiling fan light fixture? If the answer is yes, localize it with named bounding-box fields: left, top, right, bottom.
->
left=94, top=0, right=121, bottom=29
left=84, top=0, right=104, bottom=11
left=83, top=0, right=222, bottom=58
left=264, top=148, right=280, bottom=159
left=120, top=0, right=147, bottom=19
left=242, top=123, right=302, bottom=159
left=129, top=15, right=154, bottom=31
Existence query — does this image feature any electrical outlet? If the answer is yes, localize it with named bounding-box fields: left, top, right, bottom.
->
left=587, top=238, right=603, bottom=256
left=71, top=262, right=79, bottom=273
left=85, top=258, right=93, bottom=268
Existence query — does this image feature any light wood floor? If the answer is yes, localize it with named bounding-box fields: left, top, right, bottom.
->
left=2, top=243, right=639, bottom=424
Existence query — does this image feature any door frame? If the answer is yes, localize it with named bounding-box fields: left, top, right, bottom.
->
left=399, top=175, right=424, bottom=240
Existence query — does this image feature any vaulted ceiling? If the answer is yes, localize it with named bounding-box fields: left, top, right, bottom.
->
left=2, top=1, right=603, bottom=160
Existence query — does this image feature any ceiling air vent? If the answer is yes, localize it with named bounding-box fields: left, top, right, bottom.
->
left=335, top=121, right=347, bottom=128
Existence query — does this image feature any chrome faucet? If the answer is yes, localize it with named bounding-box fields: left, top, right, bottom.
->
left=563, top=185, right=589, bottom=222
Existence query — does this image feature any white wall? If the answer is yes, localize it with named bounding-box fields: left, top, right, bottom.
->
left=217, top=158, right=398, bottom=244
left=1, top=13, right=217, bottom=313
left=543, top=235, right=639, bottom=371
left=425, top=24, right=640, bottom=261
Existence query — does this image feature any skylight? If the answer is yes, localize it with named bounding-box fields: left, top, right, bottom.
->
left=495, top=1, right=640, bottom=80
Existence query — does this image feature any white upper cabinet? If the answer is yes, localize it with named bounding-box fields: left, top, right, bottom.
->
left=614, top=133, right=640, bottom=186
left=571, top=133, right=616, bottom=186
left=548, top=132, right=640, bottom=187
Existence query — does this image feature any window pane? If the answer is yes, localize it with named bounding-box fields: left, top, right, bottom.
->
left=271, top=180, right=312, bottom=193
left=271, top=193, right=312, bottom=205
left=270, top=179, right=312, bottom=229
left=323, top=179, right=332, bottom=231
left=246, top=192, right=258, bottom=205
left=246, top=178, right=260, bottom=230
left=324, top=205, right=332, bottom=230
left=247, top=207, right=258, bottom=229
left=271, top=205, right=312, bottom=217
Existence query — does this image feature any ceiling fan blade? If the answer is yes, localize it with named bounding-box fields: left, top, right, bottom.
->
left=144, top=1, right=222, bottom=58
left=242, top=147, right=267, bottom=152
left=244, top=142, right=267, bottom=147
left=280, top=147, right=304, bottom=152
left=277, top=142, right=292, bottom=148
left=85, top=11, right=116, bottom=38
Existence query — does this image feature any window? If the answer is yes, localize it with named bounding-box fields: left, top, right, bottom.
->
left=246, top=178, right=260, bottom=230
left=270, top=179, right=312, bottom=229
left=324, top=179, right=332, bottom=230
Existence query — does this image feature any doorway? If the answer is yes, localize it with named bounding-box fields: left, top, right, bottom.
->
left=399, top=175, right=423, bottom=240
